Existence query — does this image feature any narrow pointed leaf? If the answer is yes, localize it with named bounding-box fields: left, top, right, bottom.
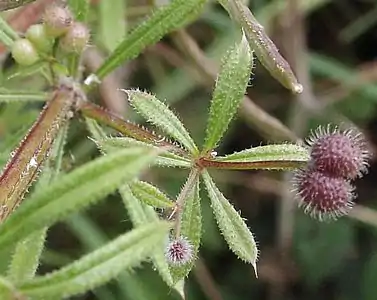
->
left=203, top=34, right=253, bottom=151
left=202, top=170, right=258, bottom=272
left=129, top=180, right=175, bottom=209
left=120, top=185, right=174, bottom=287
left=170, top=178, right=202, bottom=283
left=202, top=144, right=310, bottom=170
left=97, top=137, right=191, bottom=168
left=18, top=221, right=171, bottom=299
left=220, top=0, right=303, bottom=94
left=125, top=89, right=198, bottom=154
left=0, top=147, right=159, bottom=250
left=93, top=0, right=207, bottom=81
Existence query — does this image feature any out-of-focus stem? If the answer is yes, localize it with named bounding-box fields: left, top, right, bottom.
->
left=0, top=0, right=36, bottom=11
left=78, top=101, right=190, bottom=157
left=0, top=86, right=75, bottom=222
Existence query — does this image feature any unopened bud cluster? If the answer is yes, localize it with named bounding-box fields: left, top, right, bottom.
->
left=293, top=125, right=370, bottom=221
left=165, top=236, right=194, bottom=266
left=11, top=5, right=90, bottom=66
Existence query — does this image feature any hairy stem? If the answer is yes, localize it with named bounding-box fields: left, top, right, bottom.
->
left=198, top=158, right=307, bottom=170
left=0, top=86, right=75, bottom=222
left=78, top=101, right=190, bottom=157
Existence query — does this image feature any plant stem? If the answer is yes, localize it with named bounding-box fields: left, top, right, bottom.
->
left=0, top=0, right=36, bottom=11
left=0, top=85, right=75, bottom=223
left=78, top=101, right=190, bottom=158
left=173, top=168, right=200, bottom=238
left=198, top=158, right=307, bottom=170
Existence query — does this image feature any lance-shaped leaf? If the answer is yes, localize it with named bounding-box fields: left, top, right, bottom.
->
left=120, top=185, right=174, bottom=287
left=202, top=144, right=309, bottom=170
left=93, top=0, right=206, bottom=81
left=0, top=147, right=159, bottom=250
left=169, top=178, right=202, bottom=283
left=129, top=180, right=175, bottom=209
left=125, top=89, right=198, bottom=154
left=202, top=170, right=258, bottom=273
left=203, top=34, right=253, bottom=152
left=18, top=221, right=171, bottom=299
left=220, top=0, right=303, bottom=94
left=97, top=137, right=191, bottom=168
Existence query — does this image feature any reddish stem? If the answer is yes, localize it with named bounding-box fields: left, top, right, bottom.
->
left=0, top=86, right=75, bottom=222
left=198, top=158, right=307, bottom=170
left=78, top=101, right=189, bottom=157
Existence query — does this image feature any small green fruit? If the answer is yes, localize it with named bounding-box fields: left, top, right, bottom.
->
left=43, top=5, right=73, bottom=37
left=60, top=22, right=90, bottom=53
left=25, top=24, right=53, bottom=53
left=11, top=39, right=39, bottom=66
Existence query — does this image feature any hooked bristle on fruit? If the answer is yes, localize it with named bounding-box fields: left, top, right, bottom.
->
left=292, top=167, right=355, bottom=221
left=307, top=125, right=370, bottom=179
left=165, top=236, right=193, bottom=266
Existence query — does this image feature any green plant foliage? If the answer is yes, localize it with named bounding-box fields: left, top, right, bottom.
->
left=18, top=221, right=171, bottom=299
left=125, top=89, right=198, bottom=153
left=216, top=144, right=309, bottom=162
left=68, top=0, right=90, bottom=22
left=0, top=1, right=373, bottom=299
left=129, top=180, right=175, bottom=209
left=170, top=178, right=202, bottom=283
left=203, top=34, right=253, bottom=152
left=94, top=0, right=207, bottom=81
left=97, top=137, right=191, bottom=168
left=0, top=147, right=159, bottom=250
left=202, top=170, right=258, bottom=272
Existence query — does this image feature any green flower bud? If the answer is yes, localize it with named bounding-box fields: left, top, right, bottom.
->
left=60, top=22, right=90, bottom=53
left=25, top=24, right=53, bottom=53
left=43, top=5, right=73, bottom=37
left=11, top=39, right=39, bottom=66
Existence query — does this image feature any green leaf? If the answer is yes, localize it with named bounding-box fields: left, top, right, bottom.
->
left=203, top=33, right=253, bottom=151
left=18, top=221, right=171, bottom=299
left=220, top=0, right=302, bottom=93
left=0, top=90, right=48, bottom=103
left=129, top=180, right=175, bottom=209
left=98, top=0, right=126, bottom=51
left=216, top=144, right=309, bottom=163
left=97, top=137, right=191, bottom=168
left=93, top=0, right=206, bottom=81
left=170, top=178, right=202, bottom=283
left=125, top=89, right=198, bottom=154
left=0, top=147, right=159, bottom=250
left=68, top=0, right=89, bottom=22
left=120, top=185, right=174, bottom=287
left=202, top=170, right=258, bottom=273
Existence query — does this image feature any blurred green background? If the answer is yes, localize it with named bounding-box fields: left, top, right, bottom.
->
left=2, top=0, right=377, bottom=299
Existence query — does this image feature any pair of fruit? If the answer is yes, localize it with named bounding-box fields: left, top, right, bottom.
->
left=11, top=6, right=89, bottom=66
